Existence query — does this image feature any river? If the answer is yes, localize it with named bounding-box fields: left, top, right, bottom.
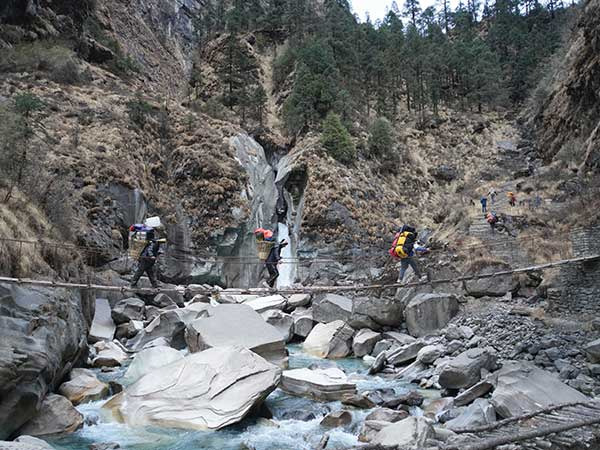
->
left=46, top=345, right=424, bottom=450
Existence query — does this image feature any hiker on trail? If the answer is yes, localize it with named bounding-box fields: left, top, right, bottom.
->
left=265, top=239, right=288, bottom=288
left=488, top=188, right=497, bottom=204
left=389, top=225, right=429, bottom=283
left=508, top=191, right=517, bottom=207
left=480, top=196, right=488, bottom=213
left=486, top=212, right=500, bottom=233
left=130, top=234, right=164, bottom=288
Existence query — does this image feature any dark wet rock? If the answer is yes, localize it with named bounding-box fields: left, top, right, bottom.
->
left=111, top=298, right=145, bottom=325
left=0, top=284, right=91, bottom=439
left=365, top=408, right=409, bottom=423
left=383, top=390, right=424, bottom=409
left=320, top=410, right=352, bottom=428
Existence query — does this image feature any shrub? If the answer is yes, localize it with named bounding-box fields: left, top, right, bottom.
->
left=320, top=112, right=355, bottom=164
left=273, top=46, right=296, bottom=89
left=126, top=95, right=153, bottom=128
left=368, top=117, right=394, bottom=158
left=50, top=58, right=81, bottom=84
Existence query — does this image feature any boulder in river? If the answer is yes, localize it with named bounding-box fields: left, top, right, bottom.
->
left=1, top=436, right=56, bottom=449
left=92, top=341, right=128, bottom=368
left=127, top=303, right=210, bottom=351
left=303, top=320, right=355, bottom=358
left=365, top=408, right=409, bottom=423
left=185, top=304, right=287, bottom=368
left=417, top=344, right=445, bottom=364
left=59, top=369, right=110, bottom=405
left=261, top=310, right=294, bottom=342
left=320, top=410, right=352, bottom=428
left=123, top=346, right=184, bottom=385
left=280, top=367, right=357, bottom=402
left=352, top=329, right=382, bottom=357
left=352, top=296, right=403, bottom=328
left=0, top=284, right=91, bottom=439
left=386, top=340, right=427, bottom=366
left=89, top=298, right=116, bottom=343
left=372, top=416, right=434, bottom=449
left=291, top=307, right=315, bottom=338
left=111, top=297, right=145, bottom=325
left=404, top=293, right=459, bottom=337
left=312, top=293, right=353, bottom=323
left=491, top=362, right=587, bottom=418
left=19, top=394, right=83, bottom=436
left=103, top=346, right=281, bottom=430
left=438, top=347, right=498, bottom=390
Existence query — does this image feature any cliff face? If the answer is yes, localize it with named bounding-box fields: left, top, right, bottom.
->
left=530, top=0, right=600, bottom=174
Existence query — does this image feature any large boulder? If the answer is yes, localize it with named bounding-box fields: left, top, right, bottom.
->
left=18, top=394, right=83, bottom=436
left=352, top=296, right=403, bottom=328
left=352, top=329, right=382, bottom=357
left=464, top=264, right=518, bottom=297
left=103, top=346, right=281, bottom=430
left=127, top=303, right=210, bottom=351
left=417, top=345, right=445, bottom=364
left=280, top=367, right=357, bottom=401
left=312, top=294, right=353, bottom=324
left=372, top=417, right=434, bottom=449
left=111, top=298, right=145, bottom=325
left=439, top=348, right=498, bottom=390
left=59, top=369, right=110, bottom=405
left=291, top=307, right=315, bottom=338
left=491, top=362, right=587, bottom=418
left=446, top=399, right=496, bottom=430
left=89, top=298, right=116, bottom=343
left=288, top=294, right=311, bottom=309
left=404, top=293, right=459, bottom=337
left=185, top=304, right=287, bottom=368
left=302, top=321, right=355, bottom=358
left=123, top=346, right=184, bottom=385
left=0, top=284, right=91, bottom=439
left=261, top=310, right=294, bottom=342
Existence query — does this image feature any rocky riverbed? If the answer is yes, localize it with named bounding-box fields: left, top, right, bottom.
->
left=3, top=280, right=600, bottom=450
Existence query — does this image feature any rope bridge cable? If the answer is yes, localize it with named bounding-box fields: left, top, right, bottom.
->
left=0, top=254, right=598, bottom=296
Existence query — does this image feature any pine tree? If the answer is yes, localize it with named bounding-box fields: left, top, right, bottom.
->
left=367, top=117, right=394, bottom=158
left=403, top=0, right=422, bottom=28
left=320, top=112, right=356, bottom=164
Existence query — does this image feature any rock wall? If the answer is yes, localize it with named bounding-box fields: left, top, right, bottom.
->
left=530, top=0, right=600, bottom=173
left=0, top=284, right=92, bottom=439
left=549, top=225, right=600, bottom=316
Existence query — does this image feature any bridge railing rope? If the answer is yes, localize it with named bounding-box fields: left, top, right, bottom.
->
left=0, top=254, right=597, bottom=296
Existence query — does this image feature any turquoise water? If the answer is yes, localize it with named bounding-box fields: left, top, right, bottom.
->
left=45, top=345, right=419, bottom=450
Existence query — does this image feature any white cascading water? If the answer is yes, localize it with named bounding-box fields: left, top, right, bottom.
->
left=277, top=222, right=293, bottom=288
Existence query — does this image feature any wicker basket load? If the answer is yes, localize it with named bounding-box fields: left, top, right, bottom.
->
left=257, top=240, right=274, bottom=261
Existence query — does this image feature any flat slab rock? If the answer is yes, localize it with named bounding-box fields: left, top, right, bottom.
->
left=103, top=346, right=281, bottom=431
left=89, top=298, right=116, bottom=343
left=280, top=367, right=357, bottom=402
left=491, top=361, right=588, bottom=418
left=185, top=304, right=287, bottom=368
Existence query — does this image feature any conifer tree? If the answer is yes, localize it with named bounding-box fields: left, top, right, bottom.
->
left=320, top=112, right=356, bottom=164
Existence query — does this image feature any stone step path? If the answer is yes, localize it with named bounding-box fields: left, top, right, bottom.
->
left=468, top=182, right=531, bottom=267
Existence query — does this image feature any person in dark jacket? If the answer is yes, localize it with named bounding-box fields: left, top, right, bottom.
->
left=130, top=239, right=163, bottom=288
left=265, top=239, right=288, bottom=288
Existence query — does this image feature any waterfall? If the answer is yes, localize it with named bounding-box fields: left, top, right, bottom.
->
left=277, top=222, right=294, bottom=288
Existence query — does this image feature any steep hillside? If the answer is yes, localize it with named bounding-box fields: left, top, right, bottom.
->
left=529, top=0, right=600, bottom=175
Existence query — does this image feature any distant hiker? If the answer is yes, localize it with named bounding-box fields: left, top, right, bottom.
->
left=130, top=235, right=165, bottom=288
left=265, top=239, right=289, bottom=288
left=480, top=196, right=488, bottom=213
left=486, top=212, right=499, bottom=233
left=488, top=188, right=497, bottom=204
left=389, top=225, right=428, bottom=283
left=508, top=191, right=517, bottom=207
